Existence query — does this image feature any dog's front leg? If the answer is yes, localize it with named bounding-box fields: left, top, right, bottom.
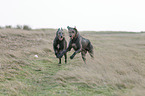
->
left=58, top=50, right=66, bottom=58
left=59, top=44, right=72, bottom=58
left=70, top=39, right=82, bottom=59
left=55, top=50, right=59, bottom=58
left=59, top=48, right=70, bottom=58
left=70, top=52, right=76, bottom=59
left=70, top=48, right=81, bottom=59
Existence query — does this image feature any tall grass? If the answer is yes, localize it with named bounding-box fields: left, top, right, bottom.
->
left=0, top=29, right=145, bottom=95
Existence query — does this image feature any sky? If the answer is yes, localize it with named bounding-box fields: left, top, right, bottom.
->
left=0, top=0, right=145, bottom=32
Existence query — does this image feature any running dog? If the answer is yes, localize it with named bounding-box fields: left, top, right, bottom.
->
left=58, top=26, right=93, bottom=63
left=53, top=28, right=67, bottom=64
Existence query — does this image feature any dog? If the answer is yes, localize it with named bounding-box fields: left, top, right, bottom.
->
left=59, top=26, right=94, bottom=63
left=53, top=28, right=67, bottom=64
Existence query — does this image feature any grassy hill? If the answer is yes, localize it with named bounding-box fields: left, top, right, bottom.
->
left=0, top=29, right=145, bottom=96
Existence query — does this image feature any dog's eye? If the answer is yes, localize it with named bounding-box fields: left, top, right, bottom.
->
left=72, top=31, right=74, bottom=33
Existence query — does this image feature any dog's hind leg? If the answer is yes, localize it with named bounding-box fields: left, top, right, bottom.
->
left=59, top=58, right=61, bottom=64
left=88, top=49, right=94, bottom=59
left=88, top=43, right=94, bottom=58
left=81, top=51, right=87, bottom=64
left=64, top=53, right=67, bottom=64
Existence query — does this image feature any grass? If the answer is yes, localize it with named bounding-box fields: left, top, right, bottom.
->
left=0, top=29, right=145, bottom=96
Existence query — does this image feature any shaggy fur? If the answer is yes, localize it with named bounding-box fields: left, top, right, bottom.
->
left=53, top=28, right=67, bottom=64
left=59, top=26, right=93, bottom=63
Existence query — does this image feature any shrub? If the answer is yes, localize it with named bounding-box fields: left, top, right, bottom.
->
left=23, top=25, right=31, bottom=30
left=16, top=25, right=23, bottom=29
left=5, top=25, right=12, bottom=28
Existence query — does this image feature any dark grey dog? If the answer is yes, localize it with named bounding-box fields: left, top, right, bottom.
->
left=59, top=26, right=93, bottom=63
left=53, top=28, right=67, bottom=64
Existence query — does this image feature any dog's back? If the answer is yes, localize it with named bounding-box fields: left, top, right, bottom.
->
left=81, top=37, right=93, bottom=52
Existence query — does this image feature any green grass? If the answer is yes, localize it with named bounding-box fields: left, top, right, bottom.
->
left=0, top=54, right=121, bottom=96
left=1, top=29, right=145, bottom=96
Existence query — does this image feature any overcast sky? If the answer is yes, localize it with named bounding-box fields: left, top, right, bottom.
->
left=0, top=0, right=145, bottom=31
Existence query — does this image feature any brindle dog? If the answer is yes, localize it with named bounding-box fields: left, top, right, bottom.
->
left=59, top=26, right=93, bottom=63
left=53, top=28, right=67, bottom=64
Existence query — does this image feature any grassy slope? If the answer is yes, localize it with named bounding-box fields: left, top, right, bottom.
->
left=0, top=29, right=145, bottom=96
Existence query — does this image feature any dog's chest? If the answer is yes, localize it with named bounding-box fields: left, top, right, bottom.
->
left=57, top=44, right=60, bottom=48
left=57, top=43, right=63, bottom=49
left=72, top=43, right=77, bottom=50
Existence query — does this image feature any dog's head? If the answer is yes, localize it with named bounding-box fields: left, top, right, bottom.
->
left=67, top=26, right=78, bottom=39
left=56, top=28, right=65, bottom=41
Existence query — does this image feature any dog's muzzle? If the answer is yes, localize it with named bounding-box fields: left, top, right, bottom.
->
left=59, top=36, right=63, bottom=40
left=70, top=35, right=73, bottom=39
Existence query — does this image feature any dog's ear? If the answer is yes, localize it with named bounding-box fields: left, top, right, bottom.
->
left=67, top=26, right=70, bottom=29
left=56, top=28, right=60, bottom=36
left=61, top=27, right=63, bottom=31
left=74, top=27, right=78, bottom=33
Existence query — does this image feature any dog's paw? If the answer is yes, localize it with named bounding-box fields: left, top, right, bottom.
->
left=70, top=55, right=74, bottom=59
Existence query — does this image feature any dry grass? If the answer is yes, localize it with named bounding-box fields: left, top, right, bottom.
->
left=55, top=32, right=145, bottom=95
left=0, top=29, right=56, bottom=95
left=0, top=29, right=145, bottom=95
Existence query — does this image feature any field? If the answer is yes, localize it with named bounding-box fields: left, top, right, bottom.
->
left=0, top=29, right=145, bottom=96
